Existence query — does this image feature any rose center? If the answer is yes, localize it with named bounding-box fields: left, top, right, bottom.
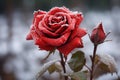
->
left=51, top=16, right=64, bottom=23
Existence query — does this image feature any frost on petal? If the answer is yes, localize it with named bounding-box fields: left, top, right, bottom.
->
left=37, top=39, right=55, bottom=51
left=40, top=26, right=59, bottom=38
left=34, top=15, right=44, bottom=27
left=97, top=23, right=106, bottom=40
left=55, top=24, right=68, bottom=34
left=26, top=25, right=35, bottom=40
left=26, top=33, right=33, bottom=40
left=70, top=28, right=87, bottom=40
left=58, top=37, right=83, bottom=56
left=41, top=32, right=70, bottom=46
left=70, top=13, right=83, bottom=28
left=55, top=12, right=71, bottom=24
left=62, top=19, right=76, bottom=34
left=48, top=7, right=70, bottom=15
left=90, top=23, right=106, bottom=44
left=30, top=31, right=54, bottom=51
left=76, top=28, right=87, bottom=37
left=33, top=10, right=46, bottom=23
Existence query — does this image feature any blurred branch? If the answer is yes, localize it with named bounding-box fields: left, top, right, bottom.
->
left=5, top=0, right=14, bottom=53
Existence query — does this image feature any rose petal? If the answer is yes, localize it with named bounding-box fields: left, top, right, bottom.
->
left=48, top=12, right=71, bottom=32
left=30, top=31, right=54, bottom=51
left=37, top=39, right=54, bottom=51
left=49, top=23, right=61, bottom=30
left=74, top=13, right=83, bottom=28
left=97, top=23, right=106, bottom=40
left=49, top=16, right=67, bottom=30
left=55, top=12, right=71, bottom=24
left=48, top=15, right=63, bottom=23
left=41, top=32, right=71, bottom=46
left=39, top=24, right=59, bottom=37
left=52, top=16, right=63, bottom=23
left=70, top=28, right=87, bottom=40
left=33, top=10, right=46, bottom=23
left=26, top=33, right=32, bottom=40
left=48, top=7, right=70, bottom=15
left=34, top=15, right=44, bottom=27
left=26, top=25, right=35, bottom=40
left=62, top=19, right=76, bottom=34
left=40, top=21, right=54, bottom=32
left=58, top=37, right=83, bottom=56
left=70, top=13, right=83, bottom=28
left=55, top=24, right=68, bottom=34
left=76, top=28, right=87, bottom=37
left=33, top=15, right=45, bottom=35
left=44, top=15, right=51, bottom=26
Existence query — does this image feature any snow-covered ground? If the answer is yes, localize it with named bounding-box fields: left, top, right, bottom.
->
left=0, top=7, right=120, bottom=80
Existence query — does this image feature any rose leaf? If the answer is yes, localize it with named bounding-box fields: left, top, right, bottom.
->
left=69, top=71, right=87, bottom=80
left=36, top=59, right=60, bottom=79
left=48, top=64, right=56, bottom=74
left=93, top=54, right=117, bottom=78
left=68, top=51, right=86, bottom=72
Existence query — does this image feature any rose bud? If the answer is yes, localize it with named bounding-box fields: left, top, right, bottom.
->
left=26, top=7, right=86, bottom=56
left=90, top=23, right=107, bottom=45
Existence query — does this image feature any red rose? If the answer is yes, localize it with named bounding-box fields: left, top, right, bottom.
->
left=26, top=7, right=86, bottom=56
left=90, top=23, right=106, bottom=45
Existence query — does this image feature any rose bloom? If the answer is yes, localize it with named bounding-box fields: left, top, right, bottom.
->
left=90, top=23, right=106, bottom=45
left=26, top=7, right=86, bottom=56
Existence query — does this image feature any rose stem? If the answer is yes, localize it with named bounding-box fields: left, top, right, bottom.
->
left=59, top=52, right=68, bottom=80
left=90, top=44, right=98, bottom=80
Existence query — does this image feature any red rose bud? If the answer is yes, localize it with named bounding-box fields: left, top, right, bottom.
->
left=26, top=7, right=86, bottom=56
left=90, top=23, right=106, bottom=45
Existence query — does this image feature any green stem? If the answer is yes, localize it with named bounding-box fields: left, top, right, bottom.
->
left=59, top=52, right=68, bottom=80
left=90, top=44, right=98, bottom=80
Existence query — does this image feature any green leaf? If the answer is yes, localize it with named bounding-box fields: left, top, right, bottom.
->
left=69, top=71, right=87, bottom=80
left=68, top=51, right=86, bottom=72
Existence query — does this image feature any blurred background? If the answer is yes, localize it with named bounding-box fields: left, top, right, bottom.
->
left=0, top=0, right=120, bottom=80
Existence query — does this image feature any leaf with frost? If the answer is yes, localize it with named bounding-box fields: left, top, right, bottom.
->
left=94, top=54, right=117, bottom=78
left=36, top=59, right=60, bottom=80
left=48, top=62, right=62, bottom=74
left=48, top=64, right=56, bottom=74
left=68, top=71, right=87, bottom=80
left=55, top=62, right=63, bottom=72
